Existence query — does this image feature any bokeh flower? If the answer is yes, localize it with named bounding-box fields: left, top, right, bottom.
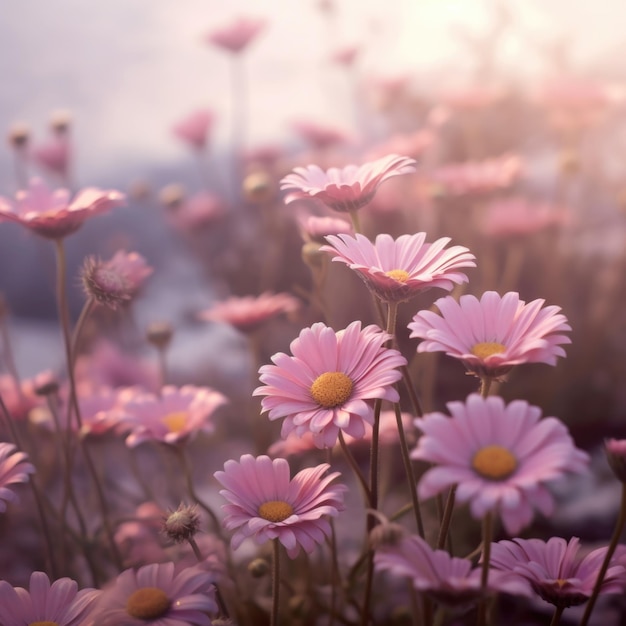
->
left=198, top=292, right=300, bottom=333
left=408, top=291, right=572, bottom=379
left=120, top=385, right=228, bottom=447
left=490, top=537, right=626, bottom=608
left=280, top=154, right=416, bottom=212
left=82, top=250, right=153, bottom=309
left=297, top=214, right=353, bottom=244
left=375, top=534, right=529, bottom=607
left=172, top=109, right=214, bottom=151
left=322, top=232, right=475, bottom=302
left=254, top=321, right=406, bottom=447
left=411, top=394, right=589, bottom=534
left=0, top=571, right=100, bottom=626
left=95, top=561, right=217, bottom=625
left=0, top=442, right=35, bottom=512
left=0, top=177, right=125, bottom=239
left=214, top=454, right=346, bottom=558
left=32, top=137, right=71, bottom=179
left=205, top=16, right=266, bottom=54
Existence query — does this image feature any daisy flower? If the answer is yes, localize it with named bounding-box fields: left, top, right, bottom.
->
left=322, top=232, right=475, bottom=302
left=411, top=394, right=589, bottom=535
left=253, top=321, right=406, bottom=448
left=0, top=177, right=125, bottom=239
left=280, top=154, right=416, bottom=213
left=0, top=571, right=100, bottom=626
left=408, top=291, right=572, bottom=379
left=0, top=442, right=35, bottom=512
left=375, top=534, right=530, bottom=608
left=120, top=385, right=228, bottom=447
left=214, top=454, right=346, bottom=558
left=489, top=537, right=626, bottom=608
left=204, top=16, right=266, bottom=54
left=198, top=292, right=300, bottom=334
left=94, top=562, right=217, bottom=625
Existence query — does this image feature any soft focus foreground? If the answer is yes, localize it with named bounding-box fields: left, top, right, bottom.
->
left=2, top=2, right=626, bottom=625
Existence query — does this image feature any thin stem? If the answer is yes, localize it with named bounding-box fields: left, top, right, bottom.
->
left=271, top=538, right=281, bottom=626
left=550, top=605, right=565, bottom=626
left=70, top=297, right=95, bottom=362
left=338, top=431, right=371, bottom=501
left=188, top=536, right=230, bottom=618
left=479, top=376, right=492, bottom=398
left=476, top=511, right=494, bottom=626
left=579, top=481, right=626, bottom=626
left=348, top=209, right=361, bottom=234
left=401, top=365, right=424, bottom=418
left=327, top=448, right=340, bottom=626
left=437, top=486, right=457, bottom=550
left=393, top=401, right=425, bottom=538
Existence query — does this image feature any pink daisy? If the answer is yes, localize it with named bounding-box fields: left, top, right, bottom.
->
left=0, top=177, right=125, bottom=239
left=214, top=454, right=346, bottom=558
left=321, top=232, right=476, bottom=302
left=94, top=562, right=217, bottom=625
left=375, top=534, right=530, bottom=607
left=0, top=442, right=35, bottom=513
left=119, top=385, right=228, bottom=447
left=280, top=154, right=416, bottom=213
left=253, top=321, right=406, bottom=448
left=408, top=291, right=572, bottom=379
left=197, top=292, right=300, bottom=333
left=411, top=394, right=589, bottom=534
left=172, top=109, right=214, bottom=151
left=489, top=537, right=626, bottom=608
left=204, top=16, right=266, bottom=54
left=0, top=571, right=100, bottom=626
left=32, top=137, right=71, bottom=178
left=297, top=214, right=353, bottom=244
left=81, top=250, right=153, bottom=309
left=291, top=120, right=349, bottom=150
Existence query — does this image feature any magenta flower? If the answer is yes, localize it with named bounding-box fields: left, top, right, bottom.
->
left=408, top=291, right=572, bottom=379
left=0, top=177, right=125, bottom=239
left=281, top=154, right=416, bottom=212
left=0, top=571, right=100, bottom=625
left=0, top=442, right=35, bottom=513
left=490, top=537, right=626, bottom=608
left=214, top=454, right=346, bottom=558
left=322, top=232, right=475, bottom=302
left=411, top=394, right=589, bottom=534
left=254, top=321, right=406, bottom=448
left=198, top=292, right=300, bottom=333
left=94, top=562, right=217, bottom=625
left=82, top=250, right=153, bottom=309
left=172, top=109, right=214, bottom=151
left=375, top=534, right=530, bottom=607
left=205, top=16, right=266, bottom=54
left=120, top=385, right=228, bottom=447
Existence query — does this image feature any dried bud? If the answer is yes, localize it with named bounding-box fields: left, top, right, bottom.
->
left=7, top=122, right=30, bottom=148
left=247, top=558, right=269, bottom=578
left=50, top=110, right=72, bottom=135
left=146, top=321, right=174, bottom=350
left=242, top=171, right=275, bottom=205
left=81, top=251, right=152, bottom=310
left=159, top=184, right=186, bottom=210
left=33, top=373, right=60, bottom=397
left=606, top=439, right=626, bottom=483
left=368, top=521, right=406, bottom=550
left=162, top=503, right=201, bottom=543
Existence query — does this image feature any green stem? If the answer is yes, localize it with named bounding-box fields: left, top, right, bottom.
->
left=579, top=481, right=626, bottom=626
left=271, top=538, right=281, bottom=626
left=401, top=365, right=424, bottom=418
left=338, top=431, right=371, bottom=501
left=348, top=209, right=361, bottom=234
left=476, top=511, right=494, bottom=626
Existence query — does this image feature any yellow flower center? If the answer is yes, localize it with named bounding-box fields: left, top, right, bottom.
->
left=161, top=411, right=188, bottom=433
left=258, top=500, right=294, bottom=522
left=472, top=445, right=517, bottom=480
left=310, top=371, right=353, bottom=408
left=556, top=579, right=570, bottom=588
left=126, top=587, right=171, bottom=620
left=30, top=622, right=59, bottom=626
left=385, top=269, right=410, bottom=283
left=470, top=342, right=507, bottom=360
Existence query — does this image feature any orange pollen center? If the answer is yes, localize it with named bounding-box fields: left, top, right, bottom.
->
left=126, top=587, right=171, bottom=620
left=161, top=411, right=188, bottom=433
left=258, top=500, right=294, bottom=522
left=472, top=445, right=517, bottom=480
left=471, top=342, right=507, bottom=360
left=555, top=579, right=570, bottom=588
left=30, top=622, right=59, bottom=626
left=385, top=269, right=410, bottom=283
left=310, top=371, right=353, bottom=408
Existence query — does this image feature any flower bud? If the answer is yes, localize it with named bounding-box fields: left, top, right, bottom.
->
left=7, top=123, right=30, bottom=149
left=606, top=439, right=626, bottom=483
left=162, top=503, right=201, bottom=543
left=146, top=321, right=174, bottom=350
left=242, top=171, right=275, bottom=205
left=247, top=558, right=269, bottom=578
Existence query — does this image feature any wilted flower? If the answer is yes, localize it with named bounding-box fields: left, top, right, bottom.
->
left=163, top=504, right=202, bottom=544
left=214, top=454, right=346, bottom=558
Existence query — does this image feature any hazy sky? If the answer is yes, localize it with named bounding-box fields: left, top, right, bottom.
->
left=0, top=0, right=622, bottom=187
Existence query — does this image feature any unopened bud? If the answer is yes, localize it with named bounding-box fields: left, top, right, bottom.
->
left=247, top=558, right=269, bottom=578
left=50, top=110, right=72, bottom=135
left=7, top=123, right=30, bottom=148
left=368, top=521, right=406, bottom=550
left=159, top=184, right=186, bottom=210
left=146, top=321, right=173, bottom=350
left=162, top=503, right=201, bottom=543
left=242, top=171, right=275, bottom=205
left=606, top=439, right=626, bottom=483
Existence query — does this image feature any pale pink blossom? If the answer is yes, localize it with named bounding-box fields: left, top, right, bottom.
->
left=291, top=120, right=350, bottom=150
left=166, top=191, right=226, bottom=232
left=172, top=109, right=214, bottom=151
left=297, top=214, right=353, bottom=244
left=322, top=232, right=475, bottom=302
left=0, top=177, right=125, bottom=239
left=0, top=374, right=42, bottom=421
left=205, top=16, right=266, bottom=54
left=0, top=443, right=35, bottom=513
left=32, top=137, right=71, bottom=178
left=408, top=291, right=571, bottom=379
left=281, top=154, right=416, bottom=213
left=330, top=44, right=359, bottom=66
left=214, top=454, right=346, bottom=558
